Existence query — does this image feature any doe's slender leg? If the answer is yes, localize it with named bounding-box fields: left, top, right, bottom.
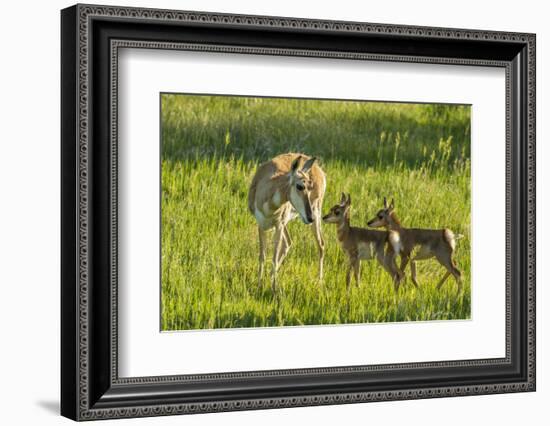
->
left=276, top=226, right=292, bottom=271
left=311, top=214, right=325, bottom=281
left=271, top=225, right=284, bottom=294
left=257, top=226, right=267, bottom=288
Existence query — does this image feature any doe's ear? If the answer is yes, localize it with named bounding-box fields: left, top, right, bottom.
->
left=301, top=156, right=317, bottom=173
left=290, top=156, right=302, bottom=173
left=389, top=198, right=395, bottom=210
left=383, top=197, right=388, bottom=209
left=346, top=193, right=352, bottom=206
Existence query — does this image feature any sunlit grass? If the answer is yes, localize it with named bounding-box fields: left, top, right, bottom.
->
left=161, top=94, right=471, bottom=330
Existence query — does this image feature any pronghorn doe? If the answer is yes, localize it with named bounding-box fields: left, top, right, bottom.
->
left=367, top=198, right=463, bottom=292
left=322, top=193, right=403, bottom=291
left=248, top=153, right=326, bottom=293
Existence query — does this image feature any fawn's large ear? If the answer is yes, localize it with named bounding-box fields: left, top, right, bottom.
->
left=290, top=156, right=302, bottom=173
left=389, top=198, right=395, bottom=211
left=301, top=156, right=317, bottom=173
left=346, top=193, right=352, bottom=206
left=340, top=192, right=347, bottom=205
left=383, top=197, right=388, bottom=209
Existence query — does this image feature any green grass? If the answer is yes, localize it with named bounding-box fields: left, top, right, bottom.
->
left=161, top=94, right=471, bottom=330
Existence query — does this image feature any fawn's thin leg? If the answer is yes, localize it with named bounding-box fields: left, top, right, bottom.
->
left=377, top=252, right=400, bottom=291
left=410, top=261, right=420, bottom=288
left=436, top=272, right=451, bottom=289
left=258, top=226, right=267, bottom=287
left=435, top=252, right=462, bottom=292
left=391, top=254, right=403, bottom=292
left=400, top=255, right=410, bottom=279
left=353, top=259, right=361, bottom=286
left=346, top=259, right=354, bottom=291
left=392, top=254, right=404, bottom=282
left=311, top=212, right=325, bottom=281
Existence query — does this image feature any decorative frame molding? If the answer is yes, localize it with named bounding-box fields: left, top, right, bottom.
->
left=61, top=3, right=535, bottom=421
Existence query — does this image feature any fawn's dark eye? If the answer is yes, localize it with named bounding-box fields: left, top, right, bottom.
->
left=296, top=184, right=305, bottom=191
left=335, top=210, right=340, bottom=215
left=378, top=214, right=383, bottom=219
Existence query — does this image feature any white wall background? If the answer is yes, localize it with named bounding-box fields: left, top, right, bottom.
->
left=0, top=0, right=546, bottom=424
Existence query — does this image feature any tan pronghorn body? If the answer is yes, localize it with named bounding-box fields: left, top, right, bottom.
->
left=248, top=153, right=326, bottom=292
left=367, top=198, right=463, bottom=292
left=323, top=194, right=403, bottom=291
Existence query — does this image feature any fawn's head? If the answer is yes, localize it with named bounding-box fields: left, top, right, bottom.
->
left=367, top=197, right=395, bottom=228
left=288, top=156, right=317, bottom=224
left=322, top=193, right=351, bottom=224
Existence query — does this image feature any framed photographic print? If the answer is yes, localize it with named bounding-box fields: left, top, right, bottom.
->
left=61, top=4, right=536, bottom=421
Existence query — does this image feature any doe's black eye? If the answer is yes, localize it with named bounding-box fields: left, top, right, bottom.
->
left=296, top=184, right=305, bottom=191
left=378, top=214, right=383, bottom=219
left=335, top=210, right=340, bottom=215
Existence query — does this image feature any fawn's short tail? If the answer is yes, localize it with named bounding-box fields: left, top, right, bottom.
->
left=443, top=229, right=463, bottom=251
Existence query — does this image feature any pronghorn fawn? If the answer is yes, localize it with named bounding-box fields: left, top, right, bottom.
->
left=248, top=153, right=326, bottom=293
left=367, top=198, right=463, bottom=292
left=322, top=193, right=403, bottom=291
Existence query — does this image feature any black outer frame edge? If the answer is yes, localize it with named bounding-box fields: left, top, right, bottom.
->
left=95, top=364, right=523, bottom=409
left=77, top=2, right=527, bottom=61
left=510, top=44, right=532, bottom=385
left=89, top=10, right=113, bottom=411
left=60, top=5, right=535, bottom=420
left=93, top=18, right=528, bottom=408
left=61, top=4, right=78, bottom=422
left=89, top=18, right=523, bottom=62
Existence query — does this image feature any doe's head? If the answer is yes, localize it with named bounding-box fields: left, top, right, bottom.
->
left=288, top=156, right=317, bottom=224
left=367, top=197, right=395, bottom=228
left=322, top=192, right=351, bottom=224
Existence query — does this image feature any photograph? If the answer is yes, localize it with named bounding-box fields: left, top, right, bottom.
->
left=160, top=94, right=472, bottom=331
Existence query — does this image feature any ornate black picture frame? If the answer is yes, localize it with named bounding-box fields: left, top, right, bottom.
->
left=61, top=4, right=536, bottom=421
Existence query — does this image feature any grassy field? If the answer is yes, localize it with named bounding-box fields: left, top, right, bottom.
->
left=161, top=94, right=471, bottom=331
